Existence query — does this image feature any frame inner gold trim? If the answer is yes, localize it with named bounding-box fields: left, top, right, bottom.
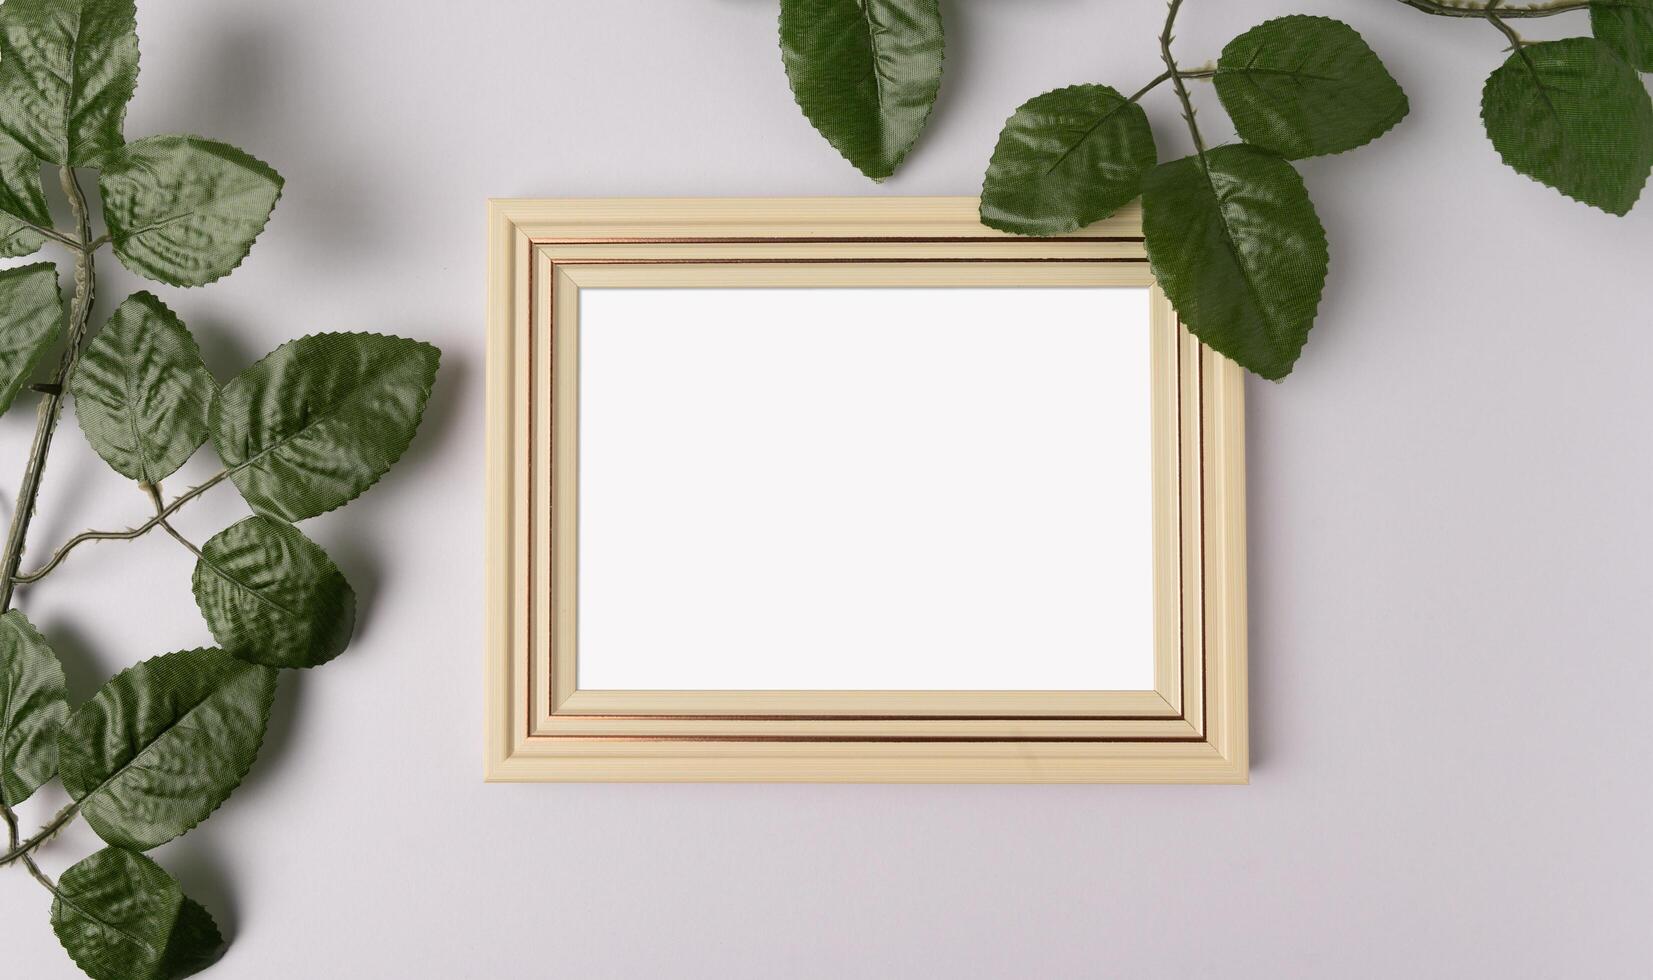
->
left=533, top=256, right=1194, bottom=740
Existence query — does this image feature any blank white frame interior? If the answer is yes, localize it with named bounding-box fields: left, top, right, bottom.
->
left=575, top=286, right=1156, bottom=692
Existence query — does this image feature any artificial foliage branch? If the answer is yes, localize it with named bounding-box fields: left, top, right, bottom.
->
left=774, top=0, right=1653, bottom=378
left=0, top=2, right=441, bottom=977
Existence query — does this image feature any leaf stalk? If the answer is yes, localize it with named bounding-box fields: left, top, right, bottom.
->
left=144, top=482, right=209, bottom=561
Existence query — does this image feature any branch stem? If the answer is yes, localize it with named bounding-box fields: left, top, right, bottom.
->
left=0, top=168, right=96, bottom=612
left=1393, top=0, right=1588, bottom=18
left=12, top=471, right=228, bottom=584
left=1160, top=0, right=1208, bottom=162
left=0, top=800, right=79, bottom=868
left=144, top=482, right=207, bottom=561
left=0, top=804, right=55, bottom=892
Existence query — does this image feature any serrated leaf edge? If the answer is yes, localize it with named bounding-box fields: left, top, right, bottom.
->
left=0, top=260, right=64, bottom=415
left=69, top=289, right=218, bottom=483
left=1214, top=14, right=1411, bottom=161
left=0, top=0, right=141, bottom=167
left=50, top=849, right=222, bottom=980
left=978, top=82, right=1148, bottom=236
left=1143, top=147, right=1330, bottom=380
left=60, top=648, right=277, bottom=852
left=0, top=608, right=67, bottom=805
left=1478, top=38, right=1652, bottom=216
left=190, top=515, right=358, bottom=670
left=777, top=0, right=945, bottom=182
left=212, top=331, right=441, bottom=522
left=101, top=133, right=285, bottom=288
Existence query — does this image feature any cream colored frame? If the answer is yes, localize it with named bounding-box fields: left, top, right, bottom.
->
left=486, top=198, right=1246, bottom=782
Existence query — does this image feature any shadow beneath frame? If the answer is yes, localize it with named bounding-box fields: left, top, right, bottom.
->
left=1241, top=373, right=1272, bottom=772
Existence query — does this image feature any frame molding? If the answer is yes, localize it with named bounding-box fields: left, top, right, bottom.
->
left=486, top=198, right=1247, bottom=782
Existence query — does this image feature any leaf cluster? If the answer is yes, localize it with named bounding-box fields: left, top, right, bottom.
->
left=0, top=3, right=440, bottom=978
left=776, top=0, right=1653, bottom=379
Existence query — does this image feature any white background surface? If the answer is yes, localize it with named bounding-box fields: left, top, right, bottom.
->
left=577, top=287, right=1153, bottom=691
left=1, top=1, right=1649, bottom=977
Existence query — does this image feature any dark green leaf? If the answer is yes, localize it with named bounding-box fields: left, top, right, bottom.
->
left=0, top=610, right=67, bottom=805
left=70, top=292, right=217, bottom=483
left=1481, top=37, right=1653, bottom=215
left=99, top=135, right=284, bottom=287
left=0, top=130, right=49, bottom=256
left=0, top=261, right=62, bottom=415
left=979, top=84, right=1156, bottom=235
left=779, top=0, right=944, bottom=180
left=1593, top=1, right=1653, bottom=71
left=51, top=847, right=225, bottom=980
left=0, top=0, right=137, bottom=166
left=192, top=516, right=355, bottom=669
left=58, top=647, right=276, bottom=851
left=1142, top=145, right=1328, bottom=380
left=212, top=332, right=440, bottom=522
left=1213, top=15, right=1409, bottom=160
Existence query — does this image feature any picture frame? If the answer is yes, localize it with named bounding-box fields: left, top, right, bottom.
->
left=485, top=198, right=1247, bottom=782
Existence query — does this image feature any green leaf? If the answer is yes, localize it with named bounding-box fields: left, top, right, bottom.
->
left=0, top=610, right=67, bottom=805
left=1481, top=37, right=1653, bottom=215
left=1593, top=1, right=1653, bottom=71
left=979, top=84, right=1156, bottom=236
left=58, top=647, right=276, bottom=851
left=0, top=0, right=137, bottom=166
left=192, top=516, right=356, bottom=669
left=99, top=135, right=284, bottom=287
left=0, top=261, right=62, bottom=415
left=69, top=292, right=217, bottom=483
left=1213, top=15, right=1409, bottom=160
left=212, top=332, right=440, bottom=522
left=779, top=0, right=944, bottom=180
left=1142, top=145, right=1328, bottom=380
left=51, top=847, right=225, bottom=980
left=0, top=130, right=49, bottom=256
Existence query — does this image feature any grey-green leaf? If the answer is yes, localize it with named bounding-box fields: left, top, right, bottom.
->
left=979, top=84, right=1157, bottom=236
left=58, top=647, right=276, bottom=851
left=779, top=0, right=944, bottom=180
left=99, top=135, right=284, bottom=286
left=1213, top=15, right=1409, bottom=160
left=1142, top=145, right=1329, bottom=380
left=0, top=0, right=137, bottom=166
left=1593, top=1, right=1653, bottom=71
left=1481, top=36, right=1653, bottom=215
left=212, top=332, right=440, bottom=522
left=51, top=848, right=225, bottom=980
left=69, top=292, right=217, bottom=483
left=192, top=516, right=355, bottom=669
left=0, top=610, right=67, bottom=805
left=0, top=130, right=49, bottom=256
left=0, top=261, right=62, bottom=415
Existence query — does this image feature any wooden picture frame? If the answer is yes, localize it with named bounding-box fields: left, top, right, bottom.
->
left=485, top=198, right=1247, bottom=782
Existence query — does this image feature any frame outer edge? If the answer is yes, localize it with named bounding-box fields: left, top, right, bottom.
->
left=486, top=201, right=523, bottom=779
left=484, top=198, right=1249, bottom=783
